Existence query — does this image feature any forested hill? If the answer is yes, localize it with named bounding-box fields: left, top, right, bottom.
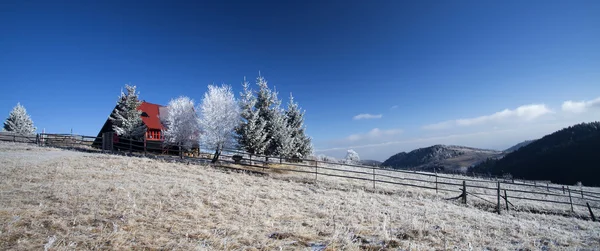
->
left=382, top=145, right=502, bottom=172
left=469, top=122, right=600, bottom=186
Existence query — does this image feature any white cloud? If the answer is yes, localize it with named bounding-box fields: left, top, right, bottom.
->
left=561, top=97, right=600, bottom=113
left=353, top=113, right=383, bottom=120
left=347, top=128, right=403, bottom=141
left=422, top=104, right=552, bottom=130
left=390, top=105, right=399, bottom=109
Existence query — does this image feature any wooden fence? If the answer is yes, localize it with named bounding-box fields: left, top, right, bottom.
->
left=1, top=132, right=598, bottom=220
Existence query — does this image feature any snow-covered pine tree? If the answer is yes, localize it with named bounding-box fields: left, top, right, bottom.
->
left=109, top=85, right=146, bottom=140
left=3, top=103, right=36, bottom=135
left=199, top=84, right=240, bottom=163
left=235, top=78, right=269, bottom=158
left=254, top=75, right=281, bottom=159
left=270, top=104, right=294, bottom=159
left=285, top=93, right=313, bottom=158
left=162, top=96, right=200, bottom=153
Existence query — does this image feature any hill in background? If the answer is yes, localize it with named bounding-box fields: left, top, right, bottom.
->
left=469, top=122, right=600, bottom=186
left=504, top=139, right=536, bottom=153
left=382, top=145, right=503, bottom=172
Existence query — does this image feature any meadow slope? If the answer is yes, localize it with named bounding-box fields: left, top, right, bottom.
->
left=1, top=142, right=599, bottom=250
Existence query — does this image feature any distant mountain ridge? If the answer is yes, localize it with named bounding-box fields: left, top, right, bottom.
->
left=469, top=122, right=600, bottom=186
left=382, top=145, right=503, bottom=172
left=504, top=139, right=536, bottom=153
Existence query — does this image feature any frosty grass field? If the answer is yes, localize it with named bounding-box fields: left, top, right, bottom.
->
left=1, top=142, right=599, bottom=250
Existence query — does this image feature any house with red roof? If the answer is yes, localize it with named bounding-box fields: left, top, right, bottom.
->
left=92, top=101, right=168, bottom=150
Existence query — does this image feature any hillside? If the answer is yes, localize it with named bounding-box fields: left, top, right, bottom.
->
left=470, top=122, right=600, bottom=186
left=382, top=145, right=503, bottom=172
left=1, top=142, right=599, bottom=250
left=504, top=139, right=536, bottom=153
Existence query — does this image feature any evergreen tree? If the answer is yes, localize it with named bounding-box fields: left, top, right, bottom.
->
left=3, top=103, right=36, bottom=135
left=235, top=78, right=269, bottom=157
left=254, top=75, right=281, bottom=158
left=270, top=104, right=293, bottom=158
left=109, top=85, right=146, bottom=140
left=285, top=93, right=313, bottom=158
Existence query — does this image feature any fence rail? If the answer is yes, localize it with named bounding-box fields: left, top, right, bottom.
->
left=1, top=132, right=599, bottom=220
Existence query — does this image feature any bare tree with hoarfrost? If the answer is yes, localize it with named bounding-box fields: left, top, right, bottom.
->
left=162, top=96, right=200, bottom=157
left=199, top=84, right=240, bottom=163
left=345, top=149, right=360, bottom=164
left=3, top=103, right=36, bottom=135
left=109, top=85, right=146, bottom=140
left=317, top=154, right=337, bottom=163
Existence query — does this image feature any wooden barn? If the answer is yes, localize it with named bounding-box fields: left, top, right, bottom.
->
left=92, top=101, right=194, bottom=155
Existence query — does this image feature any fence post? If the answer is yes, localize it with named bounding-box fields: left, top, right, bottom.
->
left=372, top=167, right=375, bottom=190
left=547, top=183, right=549, bottom=192
left=101, top=133, right=106, bottom=153
left=497, top=181, right=501, bottom=215
left=581, top=189, right=584, bottom=199
left=463, top=180, right=467, bottom=204
left=314, top=160, right=318, bottom=181
left=435, top=171, right=438, bottom=194
left=144, top=137, right=147, bottom=156
left=587, top=202, right=596, bottom=222
left=36, top=134, right=40, bottom=146
left=504, top=190, right=509, bottom=212
left=562, top=186, right=565, bottom=194
left=568, top=187, right=574, bottom=212
left=13, top=134, right=16, bottom=142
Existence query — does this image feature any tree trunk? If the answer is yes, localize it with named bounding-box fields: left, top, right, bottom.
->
left=211, top=145, right=221, bottom=163
left=179, top=143, right=183, bottom=159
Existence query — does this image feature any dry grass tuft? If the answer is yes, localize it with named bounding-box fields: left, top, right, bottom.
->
left=1, top=142, right=599, bottom=250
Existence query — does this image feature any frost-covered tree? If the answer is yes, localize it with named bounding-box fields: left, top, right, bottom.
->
left=345, top=149, right=360, bottom=164
left=3, top=103, right=36, bottom=135
left=270, top=103, right=293, bottom=158
left=235, top=78, right=269, bottom=158
left=109, top=85, right=146, bottom=139
left=238, top=73, right=313, bottom=161
left=317, top=154, right=337, bottom=163
left=285, top=93, right=312, bottom=158
left=199, top=84, right=240, bottom=163
left=253, top=75, right=282, bottom=159
left=162, top=96, right=200, bottom=155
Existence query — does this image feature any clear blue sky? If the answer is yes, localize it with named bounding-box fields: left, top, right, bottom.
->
left=1, top=0, right=599, bottom=160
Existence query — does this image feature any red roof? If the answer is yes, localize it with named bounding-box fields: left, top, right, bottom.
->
left=138, top=102, right=165, bottom=130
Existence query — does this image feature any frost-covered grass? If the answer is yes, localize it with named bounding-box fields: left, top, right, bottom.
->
left=1, top=142, right=599, bottom=250
left=272, top=160, right=600, bottom=217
